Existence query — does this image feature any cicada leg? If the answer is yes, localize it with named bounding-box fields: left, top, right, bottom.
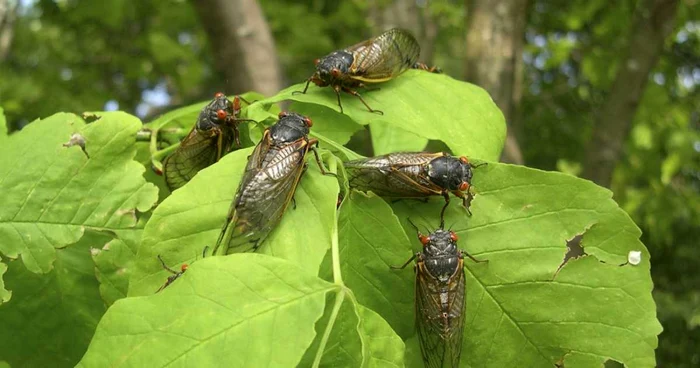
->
left=460, top=250, right=488, bottom=264
left=308, top=139, right=338, bottom=178
left=341, top=86, right=384, bottom=115
left=412, top=62, right=442, bottom=74
left=390, top=253, right=419, bottom=270
left=292, top=78, right=313, bottom=96
left=450, top=190, right=473, bottom=217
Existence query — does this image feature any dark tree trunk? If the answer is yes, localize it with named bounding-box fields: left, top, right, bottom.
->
left=189, top=0, right=282, bottom=97
left=582, top=0, right=680, bottom=187
left=464, top=0, right=528, bottom=164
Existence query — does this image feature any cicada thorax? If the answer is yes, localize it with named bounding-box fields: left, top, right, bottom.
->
left=212, top=112, right=319, bottom=255
left=163, top=93, right=242, bottom=191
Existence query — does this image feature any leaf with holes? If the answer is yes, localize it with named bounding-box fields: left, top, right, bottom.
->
left=0, top=112, right=158, bottom=302
left=389, top=163, right=662, bottom=367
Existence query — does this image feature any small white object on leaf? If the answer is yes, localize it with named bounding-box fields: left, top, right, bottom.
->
left=628, top=250, right=642, bottom=266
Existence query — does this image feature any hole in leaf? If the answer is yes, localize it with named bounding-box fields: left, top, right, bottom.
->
left=553, top=231, right=588, bottom=279
left=603, top=358, right=625, bottom=367
left=82, top=112, right=101, bottom=123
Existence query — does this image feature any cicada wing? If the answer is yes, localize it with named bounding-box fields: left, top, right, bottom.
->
left=415, top=263, right=466, bottom=368
left=346, top=28, right=420, bottom=82
left=219, top=138, right=309, bottom=254
left=345, top=153, right=443, bottom=197
left=163, top=126, right=235, bottom=191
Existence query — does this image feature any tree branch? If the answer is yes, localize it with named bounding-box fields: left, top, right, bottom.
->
left=189, top=0, right=282, bottom=97
left=582, top=0, right=680, bottom=187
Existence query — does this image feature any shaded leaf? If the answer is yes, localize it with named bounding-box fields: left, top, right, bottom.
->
left=370, top=121, right=428, bottom=155
left=92, top=229, right=143, bottom=306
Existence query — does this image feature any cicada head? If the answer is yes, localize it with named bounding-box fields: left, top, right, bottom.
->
left=196, top=92, right=233, bottom=131
left=421, top=228, right=461, bottom=282
left=313, top=51, right=354, bottom=86
left=270, top=111, right=312, bottom=144
left=427, top=155, right=474, bottom=193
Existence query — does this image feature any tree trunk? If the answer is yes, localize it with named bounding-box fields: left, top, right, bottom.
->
left=367, top=0, right=438, bottom=65
left=582, top=0, right=679, bottom=187
left=464, top=0, right=527, bottom=164
left=189, top=0, right=282, bottom=97
left=0, top=0, right=18, bottom=62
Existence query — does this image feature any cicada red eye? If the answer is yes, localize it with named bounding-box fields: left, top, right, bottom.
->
left=331, top=68, right=340, bottom=77
left=233, top=96, right=241, bottom=111
left=314, top=58, right=320, bottom=65
left=459, top=181, right=470, bottom=192
left=304, top=117, right=313, bottom=127
left=459, top=156, right=469, bottom=165
left=215, top=92, right=224, bottom=98
left=278, top=111, right=289, bottom=119
left=418, top=234, right=430, bottom=246
left=181, top=264, right=189, bottom=272
left=450, top=231, right=458, bottom=242
left=216, top=109, right=227, bottom=121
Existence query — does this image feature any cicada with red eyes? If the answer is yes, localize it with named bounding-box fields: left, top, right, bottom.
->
left=162, top=92, right=256, bottom=191
left=392, top=220, right=486, bottom=368
left=210, top=111, right=335, bottom=255
left=344, top=152, right=485, bottom=217
left=295, top=28, right=439, bottom=115
left=155, top=255, right=189, bottom=293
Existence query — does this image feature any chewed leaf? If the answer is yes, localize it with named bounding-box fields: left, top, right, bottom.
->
left=79, top=255, right=337, bottom=367
left=0, top=112, right=158, bottom=302
left=390, top=163, right=662, bottom=367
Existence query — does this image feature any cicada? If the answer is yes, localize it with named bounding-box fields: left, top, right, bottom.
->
left=344, top=152, right=484, bottom=217
left=162, top=92, right=255, bottom=191
left=393, top=220, right=486, bottom=368
left=210, top=111, right=333, bottom=255
left=155, top=255, right=188, bottom=293
left=296, top=28, right=437, bottom=115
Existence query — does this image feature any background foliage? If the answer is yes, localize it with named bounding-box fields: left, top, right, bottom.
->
left=0, top=0, right=698, bottom=366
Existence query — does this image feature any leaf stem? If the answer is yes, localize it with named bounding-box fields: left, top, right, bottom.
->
left=312, top=289, right=345, bottom=368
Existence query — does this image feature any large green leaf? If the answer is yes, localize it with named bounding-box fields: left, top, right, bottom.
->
left=369, top=121, right=428, bottom=155
left=388, top=163, right=662, bottom=367
left=0, top=232, right=109, bottom=368
left=0, top=112, right=158, bottom=301
left=128, top=147, right=339, bottom=296
left=78, top=255, right=337, bottom=367
left=250, top=70, right=506, bottom=161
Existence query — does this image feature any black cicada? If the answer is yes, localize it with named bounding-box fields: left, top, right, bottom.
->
left=210, top=111, right=333, bottom=255
left=155, top=255, right=188, bottom=293
left=162, top=92, right=255, bottom=191
left=393, top=220, right=486, bottom=368
left=296, top=28, right=437, bottom=115
left=344, top=152, right=484, bottom=217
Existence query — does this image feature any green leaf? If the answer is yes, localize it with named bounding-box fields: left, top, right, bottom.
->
left=0, top=232, right=109, bottom=367
left=300, top=293, right=405, bottom=368
left=330, top=192, right=416, bottom=338
left=0, top=263, right=9, bottom=303
left=0, top=106, right=7, bottom=139
left=78, top=254, right=337, bottom=367
left=369, top=121, right=428, bottom=155
left=389, top=163, right=662, bottom=367
left=0, top=112, right=158, bottom=301
left=290, top=102, right=364, bottom=146
left=253, top=70, right=506, bottom=161
left=129, top=147, right=339, bottom=296
left=92, top=229, right=143, bottom=306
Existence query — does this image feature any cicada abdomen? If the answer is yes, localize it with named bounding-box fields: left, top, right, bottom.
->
left=393, top=221, right=487, bottom=368
left=163, top=92, right=255, bottom=191
left=210, top=111, right=333, bottom=255
left=344, top=152, right=482, bottom=216
left=296, top=28, right=432, bottom=114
